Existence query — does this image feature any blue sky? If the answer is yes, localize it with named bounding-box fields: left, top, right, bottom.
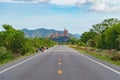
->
left=0, top=0, right=120, bottom=34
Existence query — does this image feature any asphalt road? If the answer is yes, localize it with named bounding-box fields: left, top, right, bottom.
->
left=0, top=45, right=120, bottom=80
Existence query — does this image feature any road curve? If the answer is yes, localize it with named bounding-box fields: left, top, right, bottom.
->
left=0, top=45, right=120, bottom=80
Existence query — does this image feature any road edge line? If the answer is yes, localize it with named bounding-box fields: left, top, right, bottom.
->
left=77, top=52, right=120, bottom=75
left=0, top=54, right=41, bottom=74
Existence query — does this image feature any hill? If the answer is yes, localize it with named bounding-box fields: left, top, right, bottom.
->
left=21, top=28, right=81, bottom=39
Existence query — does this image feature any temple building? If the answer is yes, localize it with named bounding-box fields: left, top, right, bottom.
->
left=49, top=28, right=70, bottom=43
left=50, top=28, right=68, bottom=38
left=63, top=28, right=68, bottom=36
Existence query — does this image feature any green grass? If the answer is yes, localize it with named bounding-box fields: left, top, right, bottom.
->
left=0, top=58, right=15, bottom=66
left=0, top=52, right=36, bottom=66
left=70, top=46, right=120, bottom=66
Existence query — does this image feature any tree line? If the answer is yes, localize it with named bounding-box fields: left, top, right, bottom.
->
left=80, top=18, right=120, bottom=50
left=0, top=24, right=56, bottom=63
left=67, top=18, right=120, bottom=61
left=68, top=18, right=120, bottom=51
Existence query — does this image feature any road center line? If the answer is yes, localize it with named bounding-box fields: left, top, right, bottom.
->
left=58, top=69, right=62, bottom=75
left=0, top=53, right=41, bottom=74
left=58, top=62, right=62, bottom=65
left=77, top=52, right=120, bottom=75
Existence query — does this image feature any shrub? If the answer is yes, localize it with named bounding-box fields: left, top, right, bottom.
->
left=21, top=41, right=36, bottom=55
left=77, top=42, right=85, bottom=46
left=0, top=47, right=14, bottom=63
left=110, top=53, right=120, bottom=61
left=96, top=49, right=103, bottom=53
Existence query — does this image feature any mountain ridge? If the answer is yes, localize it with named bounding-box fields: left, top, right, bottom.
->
left=21, top=28, right=81, bottom=39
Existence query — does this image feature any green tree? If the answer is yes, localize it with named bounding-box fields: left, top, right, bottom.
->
left=11, top=30, right=25, bottom=54
left=0, top=32, right=5, bottom=46
left=91, top=18, right=120, bottom=49
left=2, top=24, right=25, bottom=54
left=102, top=18, right=120, bottom=28
left=80, top=31, right=97, bottom=45
left=0, top=24, right=56, bottom=63
left=104, top=23, right=120, bottom=50
left=68, top=38, right=78, bottom=45
left=22, top=38, right=35, bottom=55
left=93, top=18, right=120, bottom=33
left=116, top=35, right=120, bottom=50
left=0, top=46, right=13, bottom=62
left=88, top=39, right=95, bottom=47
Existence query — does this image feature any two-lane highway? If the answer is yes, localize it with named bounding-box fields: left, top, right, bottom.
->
left=0, top=45, right=120, bottom=80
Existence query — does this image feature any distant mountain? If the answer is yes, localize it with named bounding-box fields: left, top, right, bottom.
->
left=74, top=33, right=81, bottom=39
left=21, top=28, right=81, bottom=39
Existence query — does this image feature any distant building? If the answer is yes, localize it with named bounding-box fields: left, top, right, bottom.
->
left=49, top=28, right=69, bottom=43
left=63, top=28, right=68, bottom=36
left=50, top=28, right=68, bottom=38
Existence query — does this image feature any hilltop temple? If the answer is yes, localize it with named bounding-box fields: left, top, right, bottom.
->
left=50, top=28, right=68, bottom=38
left=49, top=28, right=70, bottom=43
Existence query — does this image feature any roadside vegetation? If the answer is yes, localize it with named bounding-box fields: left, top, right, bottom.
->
left=68, top=18, right=120, bottom=66
left=70, top=45, right=120, bottom=66
left=0, top=24, right=56, bottom=65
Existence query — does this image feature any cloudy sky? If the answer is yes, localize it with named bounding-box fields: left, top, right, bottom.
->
left=0, top=0, right=120, bottom=34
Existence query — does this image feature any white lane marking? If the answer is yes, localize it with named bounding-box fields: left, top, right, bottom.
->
left=77, top=52, right=120, bottom=75
left=0, top=54, right=41, bottom=74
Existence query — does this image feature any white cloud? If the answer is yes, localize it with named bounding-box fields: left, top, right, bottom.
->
left=102, top=0, right=120, bottom=5
left=0, top=0, right=15, bottom=3
left=0, top=0, right=50, bottom=3
left=90, top=2, right=120, bottom=12
left=50, top=0, right=77, bottom=6
left=76, top=0, right=99, bottom=6
left=76, top=0, right=120, bottom=6
left=0, top=0, right=120, bottom=12
left=76, top=0, right=120, bottom=12
left=14, top=0, right=50, bottom=3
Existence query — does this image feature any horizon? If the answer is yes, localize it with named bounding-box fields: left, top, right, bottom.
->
left=1, top=26, right=80, bottom=35
left=0, top=0, right=120, bottom=34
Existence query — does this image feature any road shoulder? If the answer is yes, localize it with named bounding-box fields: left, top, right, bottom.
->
left=69, top=46, right=120, bottom=73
